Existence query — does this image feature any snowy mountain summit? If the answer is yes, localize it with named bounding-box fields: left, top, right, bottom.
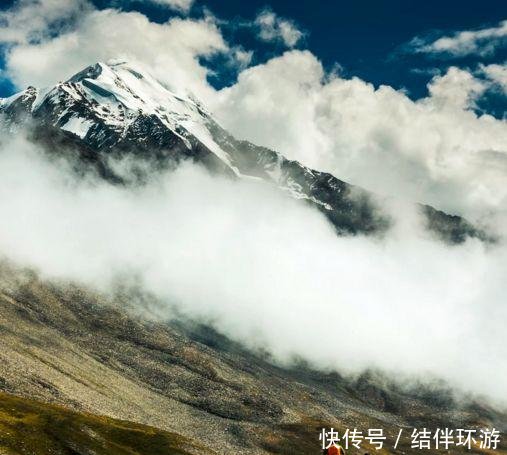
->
left=1, top=61, right=240, bottom=173
left=0, top=61, right=486, bottom=243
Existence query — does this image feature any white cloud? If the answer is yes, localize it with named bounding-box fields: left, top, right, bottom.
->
left=481, top=62, right=507, bottom=93
left=427, top=66, right=487, bottom=110
left=1, top=137, right=507, bottom=404
left=231, top=47, right=253, bottom=69
left=409, top=20, right=507, bottom=57
left=212, top=51, right=507, bottom=221
left=145, top=0, right=194, bottom=13
left=0, top=0, right=91, bottom=44
left=255, top=9, right=303, bottom=48
left=1, top=3, right=229, bottom=100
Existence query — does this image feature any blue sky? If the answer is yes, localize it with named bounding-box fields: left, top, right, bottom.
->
left=196, top=0, right=506, bottom=98
left=1, top=0, right=506, bottom=116
left=203, top=0, right=507, bottom=117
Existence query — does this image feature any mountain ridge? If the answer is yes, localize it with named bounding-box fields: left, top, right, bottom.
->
left=0, top=60, right=489, bottom=243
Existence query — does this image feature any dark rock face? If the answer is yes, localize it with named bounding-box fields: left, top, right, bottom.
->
left=0, top=61, right=489, bottom=244
left=422, top=205, right=491, bottom=243
left=1, top=86, right=38, bottom=122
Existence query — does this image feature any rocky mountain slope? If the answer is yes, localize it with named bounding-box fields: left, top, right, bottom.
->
left=0, top=61, right=487, bottom=243
left=0, top=61, right=503, bottom=454
left=0, top=263, right=506, bottom=454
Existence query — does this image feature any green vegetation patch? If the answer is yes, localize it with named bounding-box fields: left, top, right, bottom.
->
left=0, top=392, right=205, bottom=455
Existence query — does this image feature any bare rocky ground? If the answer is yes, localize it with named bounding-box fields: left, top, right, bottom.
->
left=0, top=262, right=506, bottom=455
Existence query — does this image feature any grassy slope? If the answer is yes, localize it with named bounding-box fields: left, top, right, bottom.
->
left=1, top=394, right=505, bottom=455
left=0, top=392, right=209, bottom=455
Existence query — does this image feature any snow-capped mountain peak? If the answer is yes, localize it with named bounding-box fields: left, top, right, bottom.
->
left=69, top=61, right=237, bottom=168
left=68, top=61, right=204, bottom=126
left=0, top=61, right=487, bottom=243
left=2, top=60, right=237, bottom=173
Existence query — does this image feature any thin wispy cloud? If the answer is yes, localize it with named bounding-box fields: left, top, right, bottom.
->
left=407, top=20, right=507, bottom=57
left=148, top=0, right=193, bottom=13
left=480, top=62, right=507, bottom=93
left=127, top=0, right=194, bottom=13
left=254, top=8, right=304, bottom=48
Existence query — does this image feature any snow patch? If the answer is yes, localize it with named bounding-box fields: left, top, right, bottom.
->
left=61, top=116, right=94, bottom=139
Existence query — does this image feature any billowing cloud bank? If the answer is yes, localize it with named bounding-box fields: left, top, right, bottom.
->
left=212, top=54, right=507, bottom=221
left=0, top=137, right=506, bottom=404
